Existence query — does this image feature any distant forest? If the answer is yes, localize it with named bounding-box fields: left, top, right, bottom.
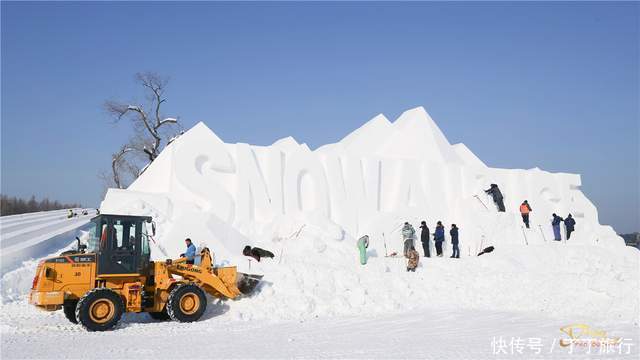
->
left=0, top=194, right=82, bottom=216
left=620, top=233, right=639, bottom=249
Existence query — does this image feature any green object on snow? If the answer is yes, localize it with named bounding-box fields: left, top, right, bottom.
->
left=357, top=235, right=369, bottom=265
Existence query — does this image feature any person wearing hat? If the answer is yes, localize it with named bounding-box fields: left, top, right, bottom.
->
left=551, top=214, right=564, bottom=241
left=419, top=220, right=430, bottom=258
left=434, top=221, right=445, bottom=257
left=401, top=222, right=416, bottom=257
left=450, top=224, right=460, bottom=258
left=564, top=214, right=576, bottom=239
left=484, top=184, right=505, bottom=212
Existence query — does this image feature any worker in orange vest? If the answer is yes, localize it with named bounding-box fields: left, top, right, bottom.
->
left=520, top=200, right=532, bottom=228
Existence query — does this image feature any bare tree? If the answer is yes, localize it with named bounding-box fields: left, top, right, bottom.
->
left=103, top=72, right=181, bottom=188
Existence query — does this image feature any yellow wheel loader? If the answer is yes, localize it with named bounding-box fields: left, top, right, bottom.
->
left=29, top=214, right=262, bottom=331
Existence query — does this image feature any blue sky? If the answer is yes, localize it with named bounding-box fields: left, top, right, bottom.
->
left=1, top=2, right=638, bottom=233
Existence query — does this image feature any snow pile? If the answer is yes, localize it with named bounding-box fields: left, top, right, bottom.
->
left=96, top=106, right=638, bottom=321
left=3, top=106, right=637, bottom=323
left=102, top=106, right=627, bottom=259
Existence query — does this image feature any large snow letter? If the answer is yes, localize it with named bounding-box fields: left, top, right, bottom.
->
left=235, top=143, right=274, bottom=224
left=284, top=151, right=330, bottom=218
left=266, top=147, right=285, bottom=215
left=172, top=123, right=236, bottom=223
left=422, top=161, right=449, bottom=222
left=343, top=156, right=381, bottom=224
left=322, top=154, right=357, bottom=236
left=382, top=159, right=428, bottom=212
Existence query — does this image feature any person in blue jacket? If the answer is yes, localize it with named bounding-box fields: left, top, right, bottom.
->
left=564, top=214, right=576, bottom=240
left=180, top=238, right=197, bottom=264
left=551, top=214, right=564, bottom=241
left=450, top=224, right=460, bottom=258
left=434, top=221, right=445, bottom=257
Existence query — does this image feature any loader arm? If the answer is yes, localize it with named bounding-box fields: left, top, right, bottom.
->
left=165, top=248, right=243, bottom=299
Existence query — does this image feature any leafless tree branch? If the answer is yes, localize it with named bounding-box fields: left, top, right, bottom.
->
left=102, top=72, right=181, bottom=189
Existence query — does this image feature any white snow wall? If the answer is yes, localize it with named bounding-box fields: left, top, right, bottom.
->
left=100, top=107, right=623, bottom=264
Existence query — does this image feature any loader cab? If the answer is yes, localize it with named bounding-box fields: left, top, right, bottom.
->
left=86, top=214, right=152, bottom=275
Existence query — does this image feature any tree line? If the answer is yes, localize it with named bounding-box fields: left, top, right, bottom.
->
left=0, top=194, right=82, bottom=216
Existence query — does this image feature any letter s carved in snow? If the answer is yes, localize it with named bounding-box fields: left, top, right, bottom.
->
left=172, top=124, right=236, bottom=223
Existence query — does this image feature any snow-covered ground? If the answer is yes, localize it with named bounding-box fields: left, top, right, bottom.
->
left=1, top=296, right=637, bottom=359
left=0, top=209, right=96, bottom=273
left=1, top=211, right=637, bottom=358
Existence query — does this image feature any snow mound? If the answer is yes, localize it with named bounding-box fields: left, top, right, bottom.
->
left=3, top=107, right=637, bottom=323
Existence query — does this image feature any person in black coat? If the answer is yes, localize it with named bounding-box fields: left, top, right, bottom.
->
left=434, top=221, right=445, bottom=257
left=564, top=214, right=576, bottom=239
left=419, top=221, right=430, bottom=258
left=484, top=184, right=505, bottom=212
left=450, top=224, right=460, bottom=258
left=243, top=245, right=275, bottom=261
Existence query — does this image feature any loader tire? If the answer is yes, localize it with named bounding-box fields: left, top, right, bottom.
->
left=148, top=308, right=171, bottom=321
left=63, top=300, right=78, bottom=324
left=76, top=288, right=124, bottom=331
left=167, top=283, right=206, bottom=323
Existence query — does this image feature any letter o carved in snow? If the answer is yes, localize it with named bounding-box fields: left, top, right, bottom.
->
left=283, top=152, right=330, bottom=218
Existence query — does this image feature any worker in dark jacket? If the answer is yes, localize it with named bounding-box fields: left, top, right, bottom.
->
left=450, top=224, right=460, bottom=258
left=564, top=214, right=576, bottom=240
left=485, top=184, right=505, bottom=212
left=243, top=245, right=275, bottom=261
left=434, top=221, right=445, bottom=257
left=419, top=221, right=430, bottom=258
left=519, top=200, right=532, bottom=228
left=551, top=214, right=564, bottom=241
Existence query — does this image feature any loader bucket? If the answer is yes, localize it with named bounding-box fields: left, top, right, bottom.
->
left=237, top=273, right=263, bottom=295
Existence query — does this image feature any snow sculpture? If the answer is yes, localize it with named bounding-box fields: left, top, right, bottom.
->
left=101, top=106, right=624, bottom=264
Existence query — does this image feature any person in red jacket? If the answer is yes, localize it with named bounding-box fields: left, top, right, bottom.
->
left=519, top=200, right=532, bottom=228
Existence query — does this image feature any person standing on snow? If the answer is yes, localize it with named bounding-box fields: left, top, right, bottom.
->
left=564, top=214, right=576, bottom=240
left=434, top=221, right=445, bottom=257
left=419, top=220, right=430, bottom=258
left=485, top=184, right=506, bottom=212
left=402, top=222, right=416, bottom=258
left=407, top=246, right=419, bottom=272
left=180, top=238, right=197, bottom=265
left=450, top=224, right=460, bottom=258
left=551, top=214, right=564, bottom=241
left=520, top=200, right=532, bottom=228
left=356, top=235, right=370, bottom=265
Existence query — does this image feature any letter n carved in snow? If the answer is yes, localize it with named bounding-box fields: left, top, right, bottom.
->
left=235, top=143, right=276, bottom=224
left=283, top=151, right=330, bottom=218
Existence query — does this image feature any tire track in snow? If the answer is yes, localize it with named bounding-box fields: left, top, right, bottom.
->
left=1, top=217, right=92, bottom=253
left=0, top=214, right=68, bottom=234
left=1, top=217, right=80, bottom=245
left=0, top=209, right=70, bottom=226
